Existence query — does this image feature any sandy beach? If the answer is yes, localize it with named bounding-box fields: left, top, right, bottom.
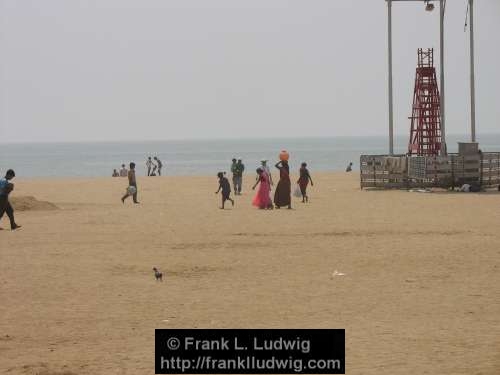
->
left=1, top=172, right=500, bottom=375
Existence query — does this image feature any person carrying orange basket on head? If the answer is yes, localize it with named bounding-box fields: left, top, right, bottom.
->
left=273, top=151, right=292, bottom=209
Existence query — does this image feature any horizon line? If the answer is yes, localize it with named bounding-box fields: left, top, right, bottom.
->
left=0, top=133, right=496, bottom=145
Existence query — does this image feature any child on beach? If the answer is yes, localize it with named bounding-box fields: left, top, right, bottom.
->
left=121, top=162, right=139, bottom=204
left=215, top=172, right=234, bottom=209
left=0, top=169, right=21, bottom=230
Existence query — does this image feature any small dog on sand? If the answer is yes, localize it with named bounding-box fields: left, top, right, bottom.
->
left=153, top=267, right=163, bottom=282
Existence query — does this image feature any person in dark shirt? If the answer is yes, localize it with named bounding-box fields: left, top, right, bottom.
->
left=0, top=169, right=21, bottom=230
left=297, top=162, right=314, bottom=203
left=232, top=158, right=245, bottom=195
left=230, top=158, right=238, bottom=194
left=215, top=172, right=234, bottom=209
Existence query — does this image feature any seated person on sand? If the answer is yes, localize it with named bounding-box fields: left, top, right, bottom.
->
left=119, top=164, right=128, bottom=177
left=112, top=169, right=119, bottom=177
left=346, top=162, right=353, bottom=172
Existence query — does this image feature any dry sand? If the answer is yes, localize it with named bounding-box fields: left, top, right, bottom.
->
left=1, top=172, right=500, bottom=375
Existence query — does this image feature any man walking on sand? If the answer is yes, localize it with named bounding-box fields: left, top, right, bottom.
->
left=0, top=169, right=21, bottom=230
left=233, top=158, right=245, bottom=195
left=121, top=162, right=139, bottom=204
left=230, top=158, right=237, bottom=193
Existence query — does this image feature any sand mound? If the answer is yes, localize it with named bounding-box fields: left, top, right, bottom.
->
left=10, top=196, right=59, bottom=211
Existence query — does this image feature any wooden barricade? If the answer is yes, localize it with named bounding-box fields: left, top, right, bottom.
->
left=480, top=152, right=500, bottom=187
left=360, top=155, right=408, bottom=189
left=360, top=152, right=500, bottom=189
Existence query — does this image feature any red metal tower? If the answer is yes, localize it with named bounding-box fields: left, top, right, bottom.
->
left=408, top=48, right=442, bottom=156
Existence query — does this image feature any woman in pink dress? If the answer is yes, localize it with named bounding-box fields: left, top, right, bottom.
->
left=251, top=168, right=273, bottom=209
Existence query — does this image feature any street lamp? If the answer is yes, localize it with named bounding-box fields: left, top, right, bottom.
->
left=386, top=0, right=447, bottom=155
left=467, top=0, right=476, bottom=143
left=425, top=1, right=435, bottom=12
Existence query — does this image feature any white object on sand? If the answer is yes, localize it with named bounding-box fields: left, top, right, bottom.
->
left=409, top=188, right=431, bottom=193
left=331, top=270, right=345, bottom=277
left=459, top=184, right=471, bottom=192
left=293, top=184, right=302, bottom=198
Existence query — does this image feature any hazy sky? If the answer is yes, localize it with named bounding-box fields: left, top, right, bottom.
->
left=1, top=0, right=499, bottom=143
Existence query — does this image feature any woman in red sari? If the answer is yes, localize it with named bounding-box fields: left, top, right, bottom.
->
left=274, top=160, right=292, bottom=209
left=297, top=162, right=313, bottom=203
left=252, top=168, right=273, bottom=209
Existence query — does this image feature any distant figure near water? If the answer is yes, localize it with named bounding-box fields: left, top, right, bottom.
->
left=112, top=169, right=119, bottom=177
left=121, top=162, right=139, bottom=204
left=154, top=157, right=163, bottom=176
left=346, top=162, right=353, bottom=172
left=215, top=172, right=234, bottom=209
left=297, top=162, right=314, bottom=203
left=146, top=157, right=153, bottom=176
left=119, top=164, right=128, bottom=177
left=252, top=168, right=273, bottom=209
left=274, top=160, right=292, bottom=209
left=0, top=169, right=21, bottom=230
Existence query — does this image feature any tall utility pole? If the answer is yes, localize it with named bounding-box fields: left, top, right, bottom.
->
left=439, top=0, right=447, bottom=154
left=468, top=0, right=476, bottom=142
left=387, top=0, right=394, bottom=155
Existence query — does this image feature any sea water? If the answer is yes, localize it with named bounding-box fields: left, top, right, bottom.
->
left=1, top=134, right=500, bottom=178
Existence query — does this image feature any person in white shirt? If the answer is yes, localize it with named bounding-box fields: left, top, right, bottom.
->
left=146, top=157, right=153, bottom=176
left=119, top=164, right=128, bottom=177
left=154, top=156, right=163, bottom=176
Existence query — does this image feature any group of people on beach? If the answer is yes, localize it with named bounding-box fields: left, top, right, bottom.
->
left=113, top=156, right=163, bottom=178
left=112, top=164, right=129, bottom=177
left=216, top=153, right=314, bottom=210
left=1, top=156, right=342, bottom=229
left=146, top=156, right=162, bottom=176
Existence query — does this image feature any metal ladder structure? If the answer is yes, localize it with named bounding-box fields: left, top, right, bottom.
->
left=408, top=48, right=442, bottom=156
